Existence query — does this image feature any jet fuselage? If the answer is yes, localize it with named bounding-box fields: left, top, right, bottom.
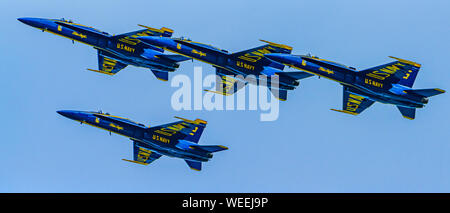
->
left=138, top=36, right=300, bottom=90
left=266, top=54, right=428, bottom=108
left=57, top=110, right=212, bottom=162
left=18, top=17, right=180, bottom=72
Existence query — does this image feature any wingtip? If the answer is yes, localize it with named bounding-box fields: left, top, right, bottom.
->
left=403, top=116, right=415, bottom=120
left=122, top=159, right=149, bottom=165
left=330, top=109, right=358, bottom=115
left=259, top=39, right=293, bottom=51
left=160, top=27, right=174, bottom=33
left=218, top=145, right=229, bottom=150
left=275, top=97, right=287, bottom=101
left=434, top=88, right=446, bottom=93
left=87, top=68, right=115, bottom=75
left=204, top=89, right=231, bottom=96
left=138, top=24, right=162, bottom=32
left=388, top=56, right=421, bottom=68
left=174, top=116, right=207, bottom=125
left=194, top=119, right=208, bottom=124
left=156, top=77, right=168, bottom=82
left=138, top=25, right=173, bottom=34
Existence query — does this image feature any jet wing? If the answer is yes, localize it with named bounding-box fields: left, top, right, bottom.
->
left=358, top=56, right=421, bottom=87
left=148, top=117, right=208, bottom=143
left=331, top=86, right=375, bottom=115
left=204, top=67, right=247, bottom=96
left=172, top=117, right=207, bottom=144
left=397, top=106, right=416, bottom=120
left=122, top=140, right=162, bottom=165
left=87, top=50, right=128, bottom=75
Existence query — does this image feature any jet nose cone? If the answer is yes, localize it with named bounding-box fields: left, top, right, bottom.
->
left=18, top=17, right=36, bottom=26
left=18, top=17, right=46, bottom=28
left=17, top=17, right=30, bottom=24
left=57, top=110, right=79, bottom=120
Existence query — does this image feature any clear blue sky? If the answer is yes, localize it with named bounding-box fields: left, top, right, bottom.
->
left=1, top=0, right=449, bottom=192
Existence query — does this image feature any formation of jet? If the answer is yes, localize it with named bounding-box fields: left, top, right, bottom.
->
left=57, top=110, right=228, bottom=171
left=19, top=17, right=446, bottom=170
left=137, top=36, right=313, bottom=101
left=18, top=17, right=190, bottom=81
left=265, top=54, right=445, bottom=119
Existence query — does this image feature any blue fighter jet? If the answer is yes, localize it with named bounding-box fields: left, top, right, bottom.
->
left=265, top=53, right=445, bottom=119
left=18, top=17, right=190, bottom=81
left=57, top=110, right=227, bottom=171
left=137, top=36, right=313, bottom=100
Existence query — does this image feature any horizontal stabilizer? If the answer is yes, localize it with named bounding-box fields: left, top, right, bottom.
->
left=191, top=145, right=228, bottom=153
left=204, top=69, right=248, bottom=96
left=332, top=86, right=375, bottom=115
left=405, top=88, right=446, bottom=97
left=397, top=106, right=416, bottom=120
left=123, top=140, right=162, bottom=165
left=151, top=70, right=168, bottom=81
left=276, top=71, right=314, bottom=80
left=185, top=160, right=202, bottom=171
left=158, top=54, right=191, bottom=62
left=270, top=88, right=288, bottom=101
left=93, top=49, right=128, bottom=75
